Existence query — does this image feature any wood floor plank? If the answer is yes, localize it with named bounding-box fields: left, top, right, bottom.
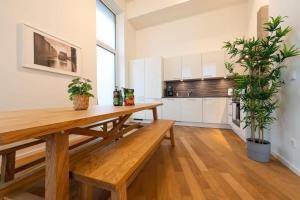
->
left=179, top=137, right=208, bottom=172
left=178, top=157, right=206, bottom=200
left=221, top=173, right=255, bottom=200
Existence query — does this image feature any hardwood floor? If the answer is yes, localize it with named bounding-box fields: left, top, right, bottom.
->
left=127, top=126, right=300, bottom=200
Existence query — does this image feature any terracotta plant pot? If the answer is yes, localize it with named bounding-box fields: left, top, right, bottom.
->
left=72, top=95, right=90, bottom=110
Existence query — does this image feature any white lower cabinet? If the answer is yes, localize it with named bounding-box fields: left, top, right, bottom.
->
left=181, top=98, right=202, bottom=122
left=203, top=98, right=227, bottom=124
left=162, top=97, right=227, bottom=124
left=162, top=98, right=181, bottom=121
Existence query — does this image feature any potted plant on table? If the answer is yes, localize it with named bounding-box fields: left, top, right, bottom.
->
left=68, top=77, right=94, bottom=110
left=223, top=16, right=299, bottom=162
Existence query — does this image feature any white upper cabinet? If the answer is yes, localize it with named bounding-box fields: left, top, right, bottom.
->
left=163, top=56, right=182, bottom=81
left=181, top=98, right=203, bottom=122
left=202, top=98, right=227, bottom=124
left=181, top=54, right=202, bottom=80
left=145, top=57, right=163, bottom=98
left=202, top=51, right=226, bottom=78
left=129, top=59, right=145, bottom=98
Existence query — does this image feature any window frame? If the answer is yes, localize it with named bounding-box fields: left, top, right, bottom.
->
left=96, top=0, right=117, bottom=103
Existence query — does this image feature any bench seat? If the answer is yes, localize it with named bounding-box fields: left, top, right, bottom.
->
left=71, top=120, right=175, bottom=200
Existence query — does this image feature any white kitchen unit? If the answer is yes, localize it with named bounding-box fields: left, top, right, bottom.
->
left=163, top=56, right=182, bottom=81
left=180, top=98, right=203, bottom=122
left=202, top=98, right=227, bottom=124
left=129, top=59, right=145, bottom=98
left=129, top=57, right=163, bottom=120
left=202, top=51, right=226, bottom=78
left=181, top=54, right=202, bottom=80
left=162, top=98, right=181, bottom=121
left=145, top=57, right=163, bottom=98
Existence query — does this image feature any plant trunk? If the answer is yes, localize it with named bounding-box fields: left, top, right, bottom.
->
left=251, top=115, right=255, bottom=142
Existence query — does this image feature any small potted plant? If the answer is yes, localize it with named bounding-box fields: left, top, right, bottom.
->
left=68, top=77, right=94, bottom=110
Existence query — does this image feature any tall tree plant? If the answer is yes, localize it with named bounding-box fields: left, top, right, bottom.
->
left=223, top=16, right=299, bottom=144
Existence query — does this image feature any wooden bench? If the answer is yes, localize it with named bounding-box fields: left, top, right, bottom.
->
left=71, top=120, right=175, bottom=200
left=0, top=119, right=145, bottom=199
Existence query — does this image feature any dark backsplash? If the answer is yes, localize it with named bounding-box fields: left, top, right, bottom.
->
left=165, top=79, right=235, bottom=97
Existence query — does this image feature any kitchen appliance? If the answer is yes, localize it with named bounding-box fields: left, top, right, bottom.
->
left=232, top=100, right=241, bottom=127
left=166, top=85, right=174, bottom=96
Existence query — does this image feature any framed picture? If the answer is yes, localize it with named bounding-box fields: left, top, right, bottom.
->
left=20, top=24, right=82, bottom=76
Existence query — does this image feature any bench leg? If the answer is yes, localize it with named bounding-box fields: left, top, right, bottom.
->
left=170, top=127, right=175, bottom=147
left=0, top=152, right=16, bottom=183
left=111, top=184, right=127, bottom=200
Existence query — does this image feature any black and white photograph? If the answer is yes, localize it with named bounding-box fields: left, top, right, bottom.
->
left=21, top=24, right=82, bottom=76
left=34, top=32, right=77, bottom=73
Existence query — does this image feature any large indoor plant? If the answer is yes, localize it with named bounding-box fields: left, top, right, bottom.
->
left=223, top=16, right=299, bottom=162
left=68, top=78, right=94, bottom=110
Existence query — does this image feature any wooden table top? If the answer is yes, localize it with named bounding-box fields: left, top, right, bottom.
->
left=0, top=103, right=162, bottom=145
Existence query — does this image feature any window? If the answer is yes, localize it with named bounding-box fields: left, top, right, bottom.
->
left=96, top=0, right=116, bottom=106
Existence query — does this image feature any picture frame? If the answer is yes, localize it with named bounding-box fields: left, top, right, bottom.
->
left=20, top=24, right=82, bottom=76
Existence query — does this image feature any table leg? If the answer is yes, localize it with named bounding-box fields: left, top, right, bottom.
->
left=152, top=107, right=158, bottom=120
left=0, top=152, right=15, bottom=183
left=45, top=132, right=69, bottom=200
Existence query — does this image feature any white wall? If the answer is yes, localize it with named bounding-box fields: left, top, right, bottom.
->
left=0, top=0, right=97, bottom=111
left=247, top=0, right=269, bottom=37
left=135, top=3, right=249, bottom=58
left=269, top=0, right=300, bottom=176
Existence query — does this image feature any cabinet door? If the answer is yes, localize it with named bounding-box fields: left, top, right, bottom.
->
left=164, top=57, right=182, bottom=81
left=162, top=98, right=181, bottom=121
left=181, top=98, right=203, bottom=122
left=145, top=98, right=162, bottom=120
left=203, top=98, right=227, bottom=124
left=129, top=59, right=145, bottom=98
left=202, top=51, right=225, bottom=78
left=145, top=57, right=163, bottom=98
left=182, top=54, right=202, bottom=80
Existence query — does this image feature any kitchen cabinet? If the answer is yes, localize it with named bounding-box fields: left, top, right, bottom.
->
left=203, top=98, right=227, bottom=124
left=163, top=56, right=182, bottom=81
left=129, top=57, right=163, bottom=120
left=145, top=57, right=163, bottom=98
left=182, top=54, right=202, bottom=80
left=162, top=98, right=181, bottom=121
left=129, top=59, right=145, bottom=98
left=202, top=51, right=226, bottom=78
left=145, top=98, right=162, bottom=120
left=181, top=98, right=202, bottom=122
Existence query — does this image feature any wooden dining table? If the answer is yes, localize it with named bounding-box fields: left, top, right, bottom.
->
left=0, top=103, right=162, bottom=200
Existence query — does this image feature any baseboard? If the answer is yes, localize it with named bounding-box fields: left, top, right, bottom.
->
left=174, top=122, right=231, bottom=129
left=271, top=151, right=300, bottom=177
left=132, top=119, right=231, bottom=129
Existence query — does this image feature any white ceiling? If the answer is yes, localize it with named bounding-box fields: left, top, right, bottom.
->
left=127, top=0, right=248, bottom=29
